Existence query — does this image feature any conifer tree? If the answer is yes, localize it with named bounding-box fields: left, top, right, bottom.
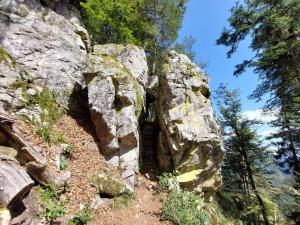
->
left=216, top=0, right=300, bottom=178
left=216, top=84, right=270, bottom=225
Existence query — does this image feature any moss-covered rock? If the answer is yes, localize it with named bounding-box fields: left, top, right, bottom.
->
left=158, top=51, right=224, bottom=199
left=92, top=172, right=128, bottom=197
left=84, top=44, right=148, bottom=187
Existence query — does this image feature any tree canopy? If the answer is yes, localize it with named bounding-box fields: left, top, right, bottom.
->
left=80, top=0, right=189, bottom=73
left=217, top=0, right=300, bottom=180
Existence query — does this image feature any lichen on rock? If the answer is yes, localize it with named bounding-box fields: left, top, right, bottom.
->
left=158, top=51, right=224, bottom=199
left=84, top=44, right=148, bottom=187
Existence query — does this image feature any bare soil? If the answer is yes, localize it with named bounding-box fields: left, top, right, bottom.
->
left=17, top=115, right=172, bottom=225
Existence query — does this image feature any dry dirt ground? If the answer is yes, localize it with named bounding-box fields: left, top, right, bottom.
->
left=17, top=115, right=172, bottom=225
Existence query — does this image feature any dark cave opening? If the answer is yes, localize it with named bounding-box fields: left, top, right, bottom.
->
left=139, top=92, right=160, bottom=177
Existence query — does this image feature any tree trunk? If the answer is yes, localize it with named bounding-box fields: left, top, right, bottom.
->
left=287, top=132, right=300, bottom=180
left=0, top=154, right=34, bottom=208
left=242, top=148, right=270, bottom=225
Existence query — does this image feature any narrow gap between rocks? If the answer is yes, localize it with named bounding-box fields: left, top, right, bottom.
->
left=139, top=92, right=160, bottom=181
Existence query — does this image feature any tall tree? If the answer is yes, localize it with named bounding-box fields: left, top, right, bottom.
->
left=172, top=35, right=196, bottom=61
left=216, top=84, right=270, bottom=225
left=216, top=0, right=300, bottom=177
left=80, top=0, right=188, bottom=74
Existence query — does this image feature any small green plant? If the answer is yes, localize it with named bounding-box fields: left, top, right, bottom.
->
left=36, top=125, right=66, bottom=144
left=39, top=184, right=66, bottom=224
left=60, top=154, right=68, bottom=171
left=59, top=145, right=75, bottom=170
left=112, top=188, right=134, bottom=209
left=161, top=190, right=211, bottom=225
left=36, top=125, right=52, bottom=143
left=68, top=207, right=93, bottom=225
left=157, top=172, right=177, bottom=192
left=52, top=133, right=66, bottom=143
left=0, top=47, right=16, bottom=66
left=9, top=78, right=29, bottom=91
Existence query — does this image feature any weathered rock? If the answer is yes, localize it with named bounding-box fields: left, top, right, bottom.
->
left=0, top=209, right=11, bottom=225
left=90, top=195, right=113, bottom=209
left=92, top=172, right=129, bottom=197
left=0, top=113, right=70, bottom=187
left=158, top=51, right=224, bottom=197
left=10, top=187, right=43, bottom=225
left=85, top=44, right=148, bottom=186
left=0, top=0, right=89, bottom=106
left=0, top=153, right=34, bottom=208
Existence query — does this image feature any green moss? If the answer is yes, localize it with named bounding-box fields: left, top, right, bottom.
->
left=42, top=8, right=49, bottom=22
left=9, top=78, right=29, bottom=91
left=0, top=48, right=17, bottom=67
left=111, top=188, right=134, bottom=209
left=0, top=146, right=18, bottom=158
left=134, top=83, right=143, bottom=117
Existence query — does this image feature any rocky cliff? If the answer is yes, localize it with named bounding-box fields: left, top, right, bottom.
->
left=0, top=0, right=223, bottom=223
left=158, top=51, right=223, bottom=199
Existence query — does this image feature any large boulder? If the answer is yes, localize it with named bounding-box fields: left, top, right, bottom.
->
left=84, top=44, right=148, bottom=186
left=158, top=51, right=224, bottom=198
left=0, top=0, right=89, bottom=106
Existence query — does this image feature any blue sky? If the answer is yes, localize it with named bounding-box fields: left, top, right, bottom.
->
left=178, top=0, right=262, bottom=111
left=177, top=0, right=276, bottom=138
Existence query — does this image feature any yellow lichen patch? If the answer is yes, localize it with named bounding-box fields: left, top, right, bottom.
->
left=176, top=169, right=202, bottom=183
left=169, top=102, right=192, bottom=113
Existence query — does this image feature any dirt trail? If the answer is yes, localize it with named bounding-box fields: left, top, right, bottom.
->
left=18, top=114, right=171, bottom=225
left=90, top=174, right=172, bottom=225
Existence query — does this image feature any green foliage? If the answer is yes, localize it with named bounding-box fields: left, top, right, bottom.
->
left=172, top=36, right=195, bottom=61
left=22, top=88, right=66, bottom=144
left=80, top=0, right=189, bottom=74
left=59, top=145, right=75, bottom=171
left=80, top=0, right=151, bottom=45
left=59, top=154, right=68, bottom=171
left=157, top=172, right=177, bottom=192
left=215, top=84, right=271, bottom=225
left=68, top=207, right=93, bottom=225
left=111, top=188, right=134, bottom=209
left=36, top=125, right=66, bottom=144
left=217, top=0, right=300, bottom=177
left=39, top=184, right=66, bottom=224
left=9, top=78, right=29, bottom=91
left=161, top=190, right=211, bottom=225
left=0, top=47, right=16, bottom=66
left=36, top=125, right=52, bottom=143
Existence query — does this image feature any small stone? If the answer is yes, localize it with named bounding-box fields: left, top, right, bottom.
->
left=90, top=195, right=113, bottom=209
left=26, top=88, right=37, bottom=96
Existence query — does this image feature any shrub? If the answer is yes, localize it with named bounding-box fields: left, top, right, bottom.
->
left=157, top=172, right=178, bottom=192
left=68, top=207, right=93, bottom=225
left=39, top=184, right=66, bottom=224
left=161, top=190, right=211, bottom=225
left=112, top=188, right=134, bottom=209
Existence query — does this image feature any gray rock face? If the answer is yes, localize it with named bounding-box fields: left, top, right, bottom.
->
left=0, top=0, right=89, bottom=105
left=158, top=51, right=224, bottom=198
left=84, top=44, right=148, bottom=186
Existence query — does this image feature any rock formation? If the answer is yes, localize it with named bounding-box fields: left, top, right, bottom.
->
left=158, top=51, right=224, bottom=199
left=84, top=44, right=148, bottom=186
left=0, top=0, right=224, bottom=221
left=0, top=0, right=89, bottom=107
